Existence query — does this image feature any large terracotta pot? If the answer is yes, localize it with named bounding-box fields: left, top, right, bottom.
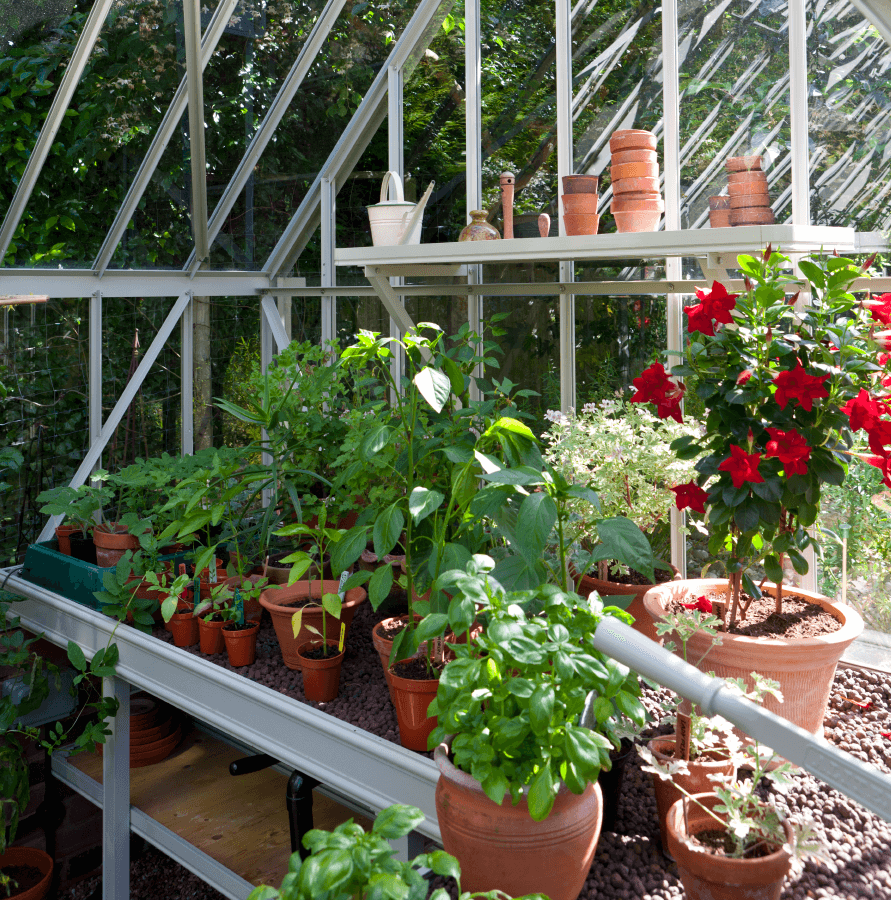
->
left=389, top=661, right=439, bottom=751
left=93, top=524, right=140, bottom=567
left=0, top=846, right=53, bottom=900
left=434, top=741, right=603, bottom=900
left=665, top=793, right=792, bottom=900
left=574, top=568, right=667, bottom=644
left=259, top=580, right=367, bottom=670
left=647, top=737, right=735, bottom=855
left=643, top=579, right=864, bottom=737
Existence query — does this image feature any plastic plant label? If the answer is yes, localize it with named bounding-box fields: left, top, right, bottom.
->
left=339, top=622, right=346, bottom=652
left=676, top=701, right=692, bottom=761
left=338, top=569, right=350, bottom=599
left=234, top=588, right=244, bottom=626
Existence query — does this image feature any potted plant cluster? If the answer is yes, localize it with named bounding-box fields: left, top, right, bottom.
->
left=632, top=247, right=888, bottom=734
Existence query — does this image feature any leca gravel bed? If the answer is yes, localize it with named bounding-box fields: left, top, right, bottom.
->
left=64, top=604, right=891, bottom=900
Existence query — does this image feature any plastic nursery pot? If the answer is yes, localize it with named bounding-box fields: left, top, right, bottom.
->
left=730, top=208, right=775, bottom=226
left=609, top=129, right=657, bottom=153
left=612, top=176, right=661, bottom=194
left=561, top=193, right=599, bottom=215
left=613, top=208, right=661, bottom=233
left=708, top=195, right=731, bottom=210
left=562, top=212, right=600, bottom=236
left=647, top=737, right=735, bottom=857
left=561, top=174, right=599, bottom=194
left=54, top=524, right=78, bottom=556
left=0, top=846, right=53, bottom=900
left=597, top=738, right=635, bottom=833
left=198, top=616, right=227, bottom=655
left=725, top=154, right=763, bottom=172
left=69, top=531, right=97, bottom=565
left=665, top=793, right=793, bottom=900
left=223, top=621, right=260, bottom=667
left=297, top=639, right=344, bottom=702
left=93, top=523, right=140, bottom=568
left=389, top=659, right=440, bottom=751
left=434, top=740, right=603, bottom=900
left=610, top=148, right=657, bottom=165
left=611, top=161, right=659, bottom=180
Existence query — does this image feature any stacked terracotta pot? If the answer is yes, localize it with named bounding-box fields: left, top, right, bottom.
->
left=560, top=175, right=599, bottom=236
left=708, top=195, right=731, bottom=228
left=609, top=129, right=663, bottom=232
left=726, top=155, right=774, bottom=226
left=99, top=693, right=183, bottom=767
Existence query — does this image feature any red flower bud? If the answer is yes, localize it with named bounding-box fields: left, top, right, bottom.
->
left=736, top=369, right=753, bottom=386
left=787, top=290, right=800, bottom=306
left=862, top=253, right=877, bottom=274
left=763, top=243, right=773, bottom=263
left=744, top=275, right=753, bottom=292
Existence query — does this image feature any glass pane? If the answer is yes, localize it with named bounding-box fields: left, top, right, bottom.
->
left=808, top=0, right=891, bottom=230
left=678, top=0, right=792, bottom=230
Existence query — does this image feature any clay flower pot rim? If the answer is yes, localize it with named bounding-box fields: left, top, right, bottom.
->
left=297, top=638, right=345, bottom=660
left=642, top=578, right=864, bottom=650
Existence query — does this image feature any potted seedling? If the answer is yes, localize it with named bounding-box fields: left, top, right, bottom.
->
left=37, top=481, right=113, bottom=562
left=193, top=581, right=237, bottom=656
left=220, top=578, right=266, bottom=667
left=151, top=571, right=197, bottom=648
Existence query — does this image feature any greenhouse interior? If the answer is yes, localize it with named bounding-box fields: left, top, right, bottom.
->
left=3, top=0, right=891, bottom=898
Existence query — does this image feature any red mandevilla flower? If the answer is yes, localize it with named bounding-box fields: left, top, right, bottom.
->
left=841, top=389, right=890, bottom=434
left=671, top=482, right=710, bottom=514
left=683, top=282, right=739, bottom=337
left=772, top=360, right=830, bottom=412
left=764, top=427, right=811, bottom=477
left=718, top=444, right=764, bottom=489
left=681, top=596, right=713, bottom=614
left=630, top=363, right=685, bottom=422
left=865, top=293, right=891, bottom=326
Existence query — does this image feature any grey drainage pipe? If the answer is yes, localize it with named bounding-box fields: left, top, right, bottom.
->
left=591, top=617, right=891, bottom=823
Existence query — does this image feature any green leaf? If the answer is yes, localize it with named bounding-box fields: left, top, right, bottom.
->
left=67, top=641, right=86, bottom=672
left=514, top=491, right=558, bottom=564
left=361, top=424, right=392, bottom=459
left=373, top=503, right=404, bottom=559
left=372, top=804, right=426, bottom=839
left=321, top=593, right=342, bottom=618
left=416, top=613, right=448, bottom=643
left=408, top=487, right=445, bottom=525
left=368, top=563, right=393, bottom=610
left=414, top=367, right=452, bottom=413
left=592, top=517, right=655, bottom=581
left=427, top=849, right=461, bottom=882
left=529, top=683, right=555, bottom=733
left=527, top=765, right=556, bottom=821
left=330, top=527, right=368, bottom=576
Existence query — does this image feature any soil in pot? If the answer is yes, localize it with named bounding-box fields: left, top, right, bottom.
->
left=389, top=657, right=443, bottom=752
left=0, top=847, right=53, bottom=900
left=223, top=621, right=260, bottom=667
left=297, top=639, right=344, bottom=702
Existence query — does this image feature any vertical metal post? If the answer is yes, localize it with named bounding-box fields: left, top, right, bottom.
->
left=103, top=677, right=130, bottom=900
left=388, top=65, right=407, bottom=390
left=466, top=0, right=484, bottom=401
left=788, top=0, right=810, bottom=226
left=278, top=293, right=292, bottom=343
left=184, top=0, right=210, bottom=264
left=320, top=177, right=337, bottom=347
left=89, top=292, right=103, bottom=470
left=181, top=294, right=194, bottom=456
left=662, top=0, right=686, bottom=575
left=556, top=0, right=575, bottom=411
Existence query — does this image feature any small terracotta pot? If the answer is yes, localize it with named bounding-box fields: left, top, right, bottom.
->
left=223, top=621, right=260, bottom=667
left=613, top=208, right=661, bottom=233
left=562, top=212, right=599, bottom=236
left=666, top=793, right=793, bottom=900
left=609, top=129, right=657, bottom=153
left=647, top=738, right=735, bottom=855
left=55, top=524, right=78, bottom=556
left=725, top=154, right=763, bottom=172
left=0, top=846, right=53, bottom=900
left=371, top=616, right=414, bottom=704
left=730, top=207, right=775, bottom=225
left=222, top=573, right=267, bottom=622
left=709, top=209, right=732, bottom=228
left=561, top=174, right=599, bottom=194
left=575, top=569, right=667, bottom=644
left=728, top=178, right=769, bottom=195
left=728, top=170, right=768, bottom=186
left=611, top=148, right=657, bottom=165
left=168, top=608, right=199, bottom=648
left=612, top=176, right=660, bottom=194
left=435, top=740, right=603, bottom=900
left=389, top=660, right=440, bottom=751
left=561, top=193, right=599, bottom=215
left=708, top=195, right=731, bottom=210
left=93, top=524, right=140, bottom=568
left=298, top=639, right=344, bottom=702
left=198, top=616, right=227, bottom=655
left=611, top=161, right=659, bottom=180
left=260, top=580, right=367, bottom=670
left=730, top=192, right=771, bottom=209
left=613, top=189, right=661, bottom=201
left=610, top=197, right=665, bottom=213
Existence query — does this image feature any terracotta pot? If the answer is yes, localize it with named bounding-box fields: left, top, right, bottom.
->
left=709, top=209, right=732, bottom=228
left=561, top=193, right=599, bottom=215
left=575, top=570, right=665, bottom=644
left=643, top=579, right=864, bottom=737
left=435, top=740, right=603, bottom=900
left=725, top=154, right=763, bottom=172
left=612, top=176, right=660, bottom=194
left=223, top=621, right=260, bottom=667
left=708, top=195, right=731, bottom=210
left=562, top=212, right=599, bottom=236
left=0, top=846, right=53, bottom=900
left=389, top=660, right=440, bottom=751
left=263, top=549, right=329, bottom=585
left=728, top=170, right=768, bottom=186
left=371, top=616, right=414, bottom=704
left=222, top=573, right=267, bottom=622
left=612, top=189, right=661, bottom=201
left=647, top=738, right=735, bottom=856
left=54, top=524, right=78, bottom=556
left=259, top=580, right=367, bottom=670
left=168, top=608, right=199, bottom=647
left=666, top=793, right=792, bottom=900
left=730, top=191, right=771, bottom=208
left=730, top=208, right=775, bottom=225
left=611, top=161, right=659, bottom=180
left=561, top=174, right=599, bottom=194
left=613, top=209, right=661, bottom=233
left=93, top=524, right=140, bottom=567
left=610, top=197, right=665, bottom=213
left=298, top=639, right=344, bottom=702
left=198, top=616, right=226, bottom=655
left=611, top=148, right=657, bottom=165
left=609, top=129, right=657, bottom=153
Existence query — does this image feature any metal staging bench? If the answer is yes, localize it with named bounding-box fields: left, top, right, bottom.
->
left=1, top=569, right=438, bottom=900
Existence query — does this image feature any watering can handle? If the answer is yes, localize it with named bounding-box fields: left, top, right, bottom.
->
left=380, top=171, right=405, bottom=204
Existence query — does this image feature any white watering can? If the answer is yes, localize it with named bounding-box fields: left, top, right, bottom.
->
left=367, top=171, right=432, bottom=246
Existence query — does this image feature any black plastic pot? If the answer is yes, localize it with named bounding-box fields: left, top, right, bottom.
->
left=597, top=738, right=634, bottom=832
left=69, top=532, right=98, bottom=565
